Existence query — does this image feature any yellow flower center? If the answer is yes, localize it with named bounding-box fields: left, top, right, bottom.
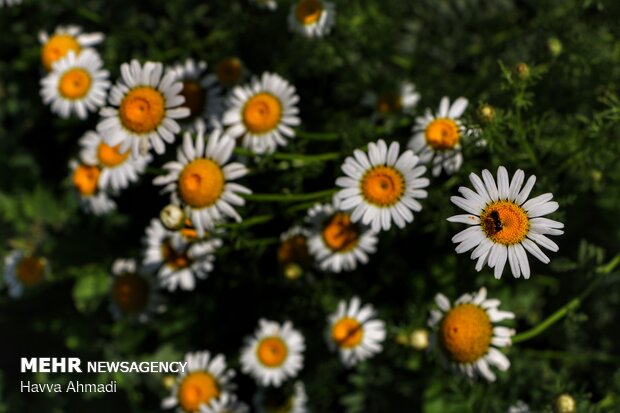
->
left=179, top=219, right=201, bottom=240
left=480, top=201, right=530, bottom=245
left=242, top=93, right=282, bottom=134
left=58, top=68, right=92, bottom=100
left=331, top=317, right=364, bottom=349
left=41, top=34, right=81, bottom=71
left=439, top=304, right=493, bottom=364
left=322, top=213, right=359, bottom=252
left=181, top=81, right=206, bottom=118
left=111, top=274, right=149, bottom=314
left=215, top=58, right=242, bottom=87
left=16, top=256, right=46, bottom=287
left=360, top=166, right=405, bottom=206
left=72, top=164, right=101, bottom=196
left=425, top=118, right=460, bottom=150
left=295, top=0, right=324, bottom=25
left=257, top=336, right=288, bottom=367
left=97, top=143, right=129, bottom=167
left=177, top=371, right=220, bottom=413
left=161, top=240, right=191, bottom=269
left=119, top=87, right=166, bottom=134
left=376, top=93, right=402, bottom=114
left=178, top=159, right=225, bottom=208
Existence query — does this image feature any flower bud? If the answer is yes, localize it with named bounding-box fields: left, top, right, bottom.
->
left=553, top=393, right=576, bottom=413
left=477, top=104, right=496, bottom=124
left=160, top=204, right=185, bottom=230
left=284, top=263, right=303, bottom=280
left=547, top=37, right=563, bottom=57
left=410, top=328, right=430, bottom=350
left=515, top=62, right=530, bottom=79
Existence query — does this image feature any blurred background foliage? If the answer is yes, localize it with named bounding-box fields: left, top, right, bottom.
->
left=1, top=0, right=620, bottom=411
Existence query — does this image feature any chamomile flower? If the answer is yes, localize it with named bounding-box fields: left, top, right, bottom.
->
left=168, top=59, right=224, bottom=132
left=214, top=57, right=247, bottom=88
left=408, top=96, right=470, bottom=177
left=162, top=350, right=236, bottom=413
left=241, top=319, right=305, bottom=387
left=201, top=393, right=249, bottom=413
left=4, top=250, right=48, bottom=298
left=448, top=166, right=564, bottom=279
left=306, top=203, right=378, bottom=273
left=507, top=401, right=531, bottom=413
left=327, top=297, right=386, bottom=367
left=68, top=159, right=116, bottom=215
left=97, top=60, right=190, bottom=157
left=39, top=25, right=104, bottom=71
left=278, top=226, right=313, bottom=278
left=363, top=82, right=421, bottom=117
left=142, top=219, right=223, bottom=291
left=428, top=287, right=515, bottom=382
left=223, top=72, right=300, bottom=155
left=288, top=0, right=335, bottom=38
left=250, top=0, right=278, bottom=10
left=40, top=50, right=110, bottom=119
left=0, top=0, right=22, bottom=7
left=153, top=128, right=251, bottom=237
left=108, top=258, right=163, bottom=323
left=335, top=139, right=429, bottom=232
left=79, top=130, right=150, bottom=192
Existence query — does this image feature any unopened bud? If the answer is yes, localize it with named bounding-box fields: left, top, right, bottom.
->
left=160, top=204, right=185, bottom=230
left=163, top=375, right=176, bottom=390
left=477, top=104, right=496, bottom=124
left=547, top=37, right=563, bottom=57
left=515, top=62, right=530, bottom=79
left=284, top=263, right=303, bottom=280
left=410, top=328, right=430, bottom=350
left=553, top=393, right=576, bottom=413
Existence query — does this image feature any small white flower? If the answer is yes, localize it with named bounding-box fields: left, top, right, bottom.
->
left=39, top=25, right=104, bottom=71
left=40, top=50, right=110, bottom=119
left=428, top=287, right=515, bottom=382
left=97, top=59, right=190, bottom=157
left=240, top=319, right=305, bottom=387
left=153, top=128, right=251, bottom=237
left=306, top=202, right=378, bottom=272
left=363, top=82, right=421, bottom=117
left=448, top=166, right=564, bottom=279
left=68, top=159, right=116, bottom=215
left=162, top=350, right=236, bottom=413
left=4, top=250, right=48, bottom=298
left=223, top=72, right=300, bottom=155
left=327, top=297, right=386, bottom=367
left=142, top=219, right=222, bottom=291
left=288, top=0, right=335, bottom=38
left=335, top=139, right=429, bottom=232
left=408, top=96, right=471, bottom=176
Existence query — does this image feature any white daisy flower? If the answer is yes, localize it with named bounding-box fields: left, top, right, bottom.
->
left=142, top=218, right=223, bottom=291
left=40, top=50, right=110, bottom=119
left=162, top=350, right=236, bottom=413
left=4, top=250, right=48, bottom=298
left=153, top=128, right=251, bottom=237
left=200, top=393, right=249, bottom=413
left=448, top=166, right=564, bottom=279
left=507, top=400, right=531, bottom=413
left=78, top=130, right=150, bottom=192
left=249, top=0, right=278, bottom=10
left=214, top=57, right=247, bottom=88
left=68, top=159, right=116, bottom=215
left=108, top=258, right=163, bottom=323
left=97, top=59, right=190, bottom=157
left=39, top=25, right=104, bottom=71
left=241, top=319, right=305, bottom=387
left=306, top=203, right=378, bottom=273
left=288, top=0, right=335, bottom=38
left=363, top=82, right=421, bottom=116
left=168, top=59, right=224, bottom=132
left=327, top=297, right=386, bottom=367
left=428, top=287, right=515, bottom=382
left=223, top=72, right=300, bottom=155
left=408, top=96, right=470, bottom=177
left=335, top=139, right=429, bottom=232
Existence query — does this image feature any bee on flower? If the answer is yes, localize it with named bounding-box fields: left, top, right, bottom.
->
left=4, top=250, right=49, bottom=298
left=408, top=96, right=471, bottom=176
left=97, top=59, right=190, bottom=157
left=39, top=25, right=104, bottom=71
left=162, top=350, right=236, bottom=413
left=40, top=50, right=110, bottom=119
left=428, top=287, right=515, bottom=382
left=448, top=166, right=564, bottom=279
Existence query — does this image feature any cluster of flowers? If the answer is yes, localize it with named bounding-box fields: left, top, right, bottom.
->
left=3, top=2, right=567, bottom=411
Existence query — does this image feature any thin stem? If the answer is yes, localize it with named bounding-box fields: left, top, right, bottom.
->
left=218, top=214, right=273, bottom=229
left=296, top=130, right=341, bottom=141
left=521, top=348, right=620, bottom=364
left=242, top=189, right=337, bottom=203
left=233, top=147, right=341, bottom=163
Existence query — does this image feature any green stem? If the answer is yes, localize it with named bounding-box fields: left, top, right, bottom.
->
left=296, top=130, right=340, bottom=141
left=512, top=253, right=620, bottom=344
left=233, top=147, right=341, bottom=163
left=521, top=348, right=620, bottom=364
left=242, top=189, right=337, bottom=203
left=218, top=214, right=273, bottom=229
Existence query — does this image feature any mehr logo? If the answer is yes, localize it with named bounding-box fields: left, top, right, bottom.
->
left=21, top=358, right=82, bottom=373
